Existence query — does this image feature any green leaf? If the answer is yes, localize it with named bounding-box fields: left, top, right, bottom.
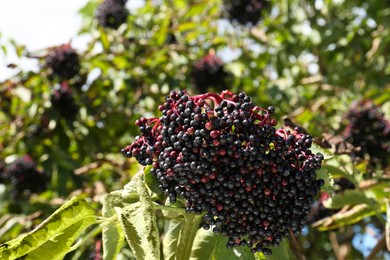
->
left=163, top=219, right=182, bottom=260
left=116, top=177, right=160, bottom=260
left=176, top=213, right=203, bottom=260
left=190, top=228, right=217, bottom=260
left=177, top=22, right=198, bottom=32
left=99, top=27, right=110, bottom=51
left=313, top=204, right=377, bottom=231
left=265, top=240, right=290, bottom=260
left=321, top=165, right=351, bottom=179
left=25, top=219, right=93, bottom=260
left=311, top=143, right=333, bottom=160
left=78, top=1, right=99, bottom=18
left=316, top=168, right=334, bottom=196
left=323, top=190, right=371, bottom=209
left=102, top=192, right=124, bottom=260
left=191, top=228, right=255, bottom=260
left=121, top=177, right=140, bottom=204
left=0, top=197, right=97, bottom=259
left=225, top=62, right=245, bottom=77
left=386, top=200, right=390, bottom=249
left=255, top=252, right=267, bottom=260
left=144, top=165, right=161, bottom=195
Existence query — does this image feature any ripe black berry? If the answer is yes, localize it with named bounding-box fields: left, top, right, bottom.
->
left=191, top=54, right=229, bottom=94
left=51, top=82, right=79, bottom=119
left=222, top=0, right=268, bottom=26
left=343, top=100, right=390, bottom=167
left=96, top=0, right=129, bottom=29
left=1, top=155, right=48, bottom=199
left=122, top=90, right=324, bottom=254
left=45, top=44, right=80, bottom=80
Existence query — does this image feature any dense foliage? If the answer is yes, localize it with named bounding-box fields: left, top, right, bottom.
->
left=0, top=0, right=389, bottom=259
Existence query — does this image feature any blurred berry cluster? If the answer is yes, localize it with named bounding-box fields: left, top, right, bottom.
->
left=96, top=0, right=129, bottom=29
left=191, top=54, right=229, bottom=94
left=343, top=100, right=390, bottom=167
left=223, top=0, right=268, bottom=26
left=122, top=90, right=324, bottom=254
left=50, top=82, right=79, bottom=120
left=0, top=155, right=48, bottom=199
left=45, top=44, right=81, bottom=80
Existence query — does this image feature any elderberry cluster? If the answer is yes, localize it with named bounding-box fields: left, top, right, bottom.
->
left=222, top=0, right=268, bottom=26
left=51, top=82, right=79, bottom=119
left=343, top=100, right=390, bottom=167
left=191, top=54, right=229, bottom=94
left=45, top=44, right=80, bottom=80
left=122, top=90, right=324, bottom=255
left=96, top=0, right=129, bottom=29
left=0, top=155, right=48, bottom=199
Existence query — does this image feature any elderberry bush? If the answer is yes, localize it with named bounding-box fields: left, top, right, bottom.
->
left=191, top=54, right=229, bottom=94
left=122, top=90, right=324, bottom=254
left=51, top=82, right=79, bottom=119
left=1, top=155, right=48, bottom=199
left=222, top=0, right=268, bottom=26
left=45, top=44, right=80, bottom=80
left=343, top=100, right=390, bottom=167
left=96, top=0, right=129, bottom=29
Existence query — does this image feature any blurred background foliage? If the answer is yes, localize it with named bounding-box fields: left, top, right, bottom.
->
left=0, top=0, right=390, bottom=259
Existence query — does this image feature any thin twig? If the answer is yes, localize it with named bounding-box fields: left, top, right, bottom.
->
left=288, top=230, right=306, bottom=260
left=365, top=232, right=386, bottom=260
left=329, top=232, right=342, bottom=260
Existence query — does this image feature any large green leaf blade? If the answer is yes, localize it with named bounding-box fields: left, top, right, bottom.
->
left=311, top=143, right=333, bottom=160
left=176, top=213, right=203, bottom=260
left=264, top=240, right=291, bottom=260
left=313, top=204, right=377, bottom=231
left=102, top=191, right=124, bottom=260
left=190, top=228, right=255, bottom=260
left=0, top=197, right=97, bottom=259
left=323, top=190, right=372, bottom=209
left=26, top=217, right=95, bottom=260
left=116, top=177, right=160, bottom=260
left=190, top=228, right=217, bottom=260
left=163, top=219, right=182, bottom=260
left=144, top=165, right=161, bottom=195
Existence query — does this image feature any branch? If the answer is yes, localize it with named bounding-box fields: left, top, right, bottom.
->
left=365, top=232, right=386, bottom=260
left=288, top=230, right=306, bottom=260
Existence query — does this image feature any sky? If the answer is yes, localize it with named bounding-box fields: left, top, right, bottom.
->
left=0, top=0, right=89, bottom=80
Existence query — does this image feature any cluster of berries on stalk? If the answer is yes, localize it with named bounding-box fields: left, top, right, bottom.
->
left=0, top=155, right=48, bottom=199
left=343, top=100, right=390, bottom=167
left=50, top=82, right=79, bottom=119
left=223, top=0, right=268, bottom=26
left=191, top=54, right=229, bottom=94
left=45, top=44, right=80, bottom=80
left=96, top=0, right=129, bottom=29
left=122, top=90, right=324, bottom=254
